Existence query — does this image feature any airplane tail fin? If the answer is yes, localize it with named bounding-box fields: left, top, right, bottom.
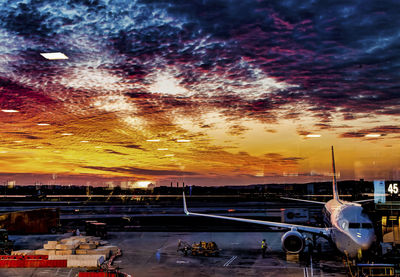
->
left=331, top=146, right=339, bottom=201
left=183, top=192, right=189, bottom=215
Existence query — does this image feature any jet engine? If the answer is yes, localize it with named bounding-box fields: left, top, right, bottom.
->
left=281, top=230, right=305, bottom=253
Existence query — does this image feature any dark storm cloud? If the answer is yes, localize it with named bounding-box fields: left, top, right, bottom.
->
left=297, top=130, right=311, bottom=136
left=227, top=124, right=249, bottom=136
left=0, top=172, right=135, bottom=185
left=367, top=125, right=400, bottom=133
left=0, top=0, right=399, bottom=123
left=340, top=125, right=400, bottom=138
left=341, top=132, right=365, bottom=138
left=142, top=0, right=400, bottom=117
left=123, top=144, right=145, bottom=150
left=264, top=153, right=304, bottom=165
left=104, top=149, right=128, bottom=155
left=83, top=165, right=197, bottom=176
left=4, top=3, right=52, bottom=37
left=2, top=132, right=40, bottom=140
left=314, top=123, right=332, bottom=130
left=24, top=135, right=41, bottom=140
left=0, top=78, right=57, bottom=111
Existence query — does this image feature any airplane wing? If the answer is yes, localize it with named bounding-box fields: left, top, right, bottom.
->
left=183, top=193, right=330, bottom=237
left=281, top=197, right=326, bottom=205
left=353, top=199, right=374, bottom=204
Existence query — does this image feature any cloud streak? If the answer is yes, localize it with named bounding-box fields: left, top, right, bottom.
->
left=83, top=165, right=197, bottom=176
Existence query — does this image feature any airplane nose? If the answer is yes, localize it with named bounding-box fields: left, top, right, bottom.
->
left=355, top=232, right=374, bottom=249
left=360, top=240, right=372, bottom=250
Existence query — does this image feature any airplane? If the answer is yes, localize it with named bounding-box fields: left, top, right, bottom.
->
left=183, top=146, right=376, bottom=258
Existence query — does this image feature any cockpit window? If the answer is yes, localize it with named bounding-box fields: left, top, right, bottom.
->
left=349, top=223, right=361, bottom=228
left=362, top=223, right=373, bottom=229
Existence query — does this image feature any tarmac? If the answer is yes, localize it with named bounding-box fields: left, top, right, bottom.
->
left=0, top=231, right=347, bottom=277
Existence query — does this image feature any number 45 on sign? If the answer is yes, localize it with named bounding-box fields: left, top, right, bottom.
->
left=388, top=183, right=399, bottom=194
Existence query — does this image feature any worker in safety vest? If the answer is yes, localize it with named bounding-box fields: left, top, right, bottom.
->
left=357, top=248, right=362, bottom=261
left=261, top=239, right=267, bottom=258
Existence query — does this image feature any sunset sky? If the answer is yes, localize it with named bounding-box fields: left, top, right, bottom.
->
left=0, top=0, right=399, bottom=186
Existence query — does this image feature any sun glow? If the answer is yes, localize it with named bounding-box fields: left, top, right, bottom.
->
left=134, top=181, right=153, bottom=188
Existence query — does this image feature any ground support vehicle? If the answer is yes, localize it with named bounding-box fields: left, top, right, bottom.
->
left=177, top=240, right=220, bottom=257
left=85, top=221, right=107, bottom=239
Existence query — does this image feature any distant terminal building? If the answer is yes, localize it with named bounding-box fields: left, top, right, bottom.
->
left=105, top=181, right=115, bottom=190
left=6, top=180, right=16, bottom=189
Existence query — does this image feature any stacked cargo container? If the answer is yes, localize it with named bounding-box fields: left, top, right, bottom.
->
left=48, top=254, right=105, bottom=268
left=5, top=235, right=120, bottom=268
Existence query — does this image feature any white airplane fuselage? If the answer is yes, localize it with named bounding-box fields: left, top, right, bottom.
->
left=323, top=199, right=375, bottom=257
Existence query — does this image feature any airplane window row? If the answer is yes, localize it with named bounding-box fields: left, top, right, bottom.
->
left=348, top=223, right=374, bottom=229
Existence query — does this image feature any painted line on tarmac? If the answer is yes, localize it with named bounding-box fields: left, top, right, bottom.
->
left=223, top=256, right=237, bottom=267
left=176, top=260, right=189, bottom=264
left=303, top=267, right=309, bottom=277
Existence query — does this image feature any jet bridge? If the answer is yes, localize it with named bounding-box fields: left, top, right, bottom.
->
left=368, top=180, right=400, bottom=246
